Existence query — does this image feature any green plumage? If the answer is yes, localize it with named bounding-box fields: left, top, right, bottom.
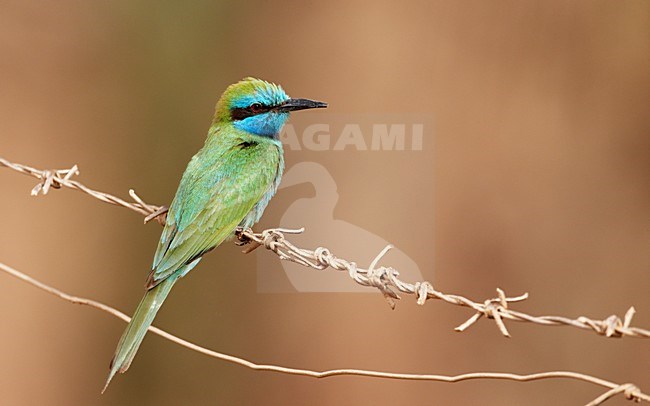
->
left=147, top=127, right=283, bottom=287
left=102, top=78, right=325, bottom=392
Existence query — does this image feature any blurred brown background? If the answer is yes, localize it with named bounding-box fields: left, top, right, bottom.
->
left=1, top=1, right=648, bottom=405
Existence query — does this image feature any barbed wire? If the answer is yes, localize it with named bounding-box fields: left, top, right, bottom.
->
left=2, top=156, right=648, bottom=340
left=1, top=156, right=649, bottom=404
left=0, top=260, right=646, bottom=405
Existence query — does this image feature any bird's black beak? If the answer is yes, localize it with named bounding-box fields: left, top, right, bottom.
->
left=275, top=98, right=328, bottom=113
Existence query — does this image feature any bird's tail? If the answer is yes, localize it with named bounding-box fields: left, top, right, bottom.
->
left=102, top=276, right=178, bottom=393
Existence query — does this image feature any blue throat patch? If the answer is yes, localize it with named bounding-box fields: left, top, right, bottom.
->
left=234, top=111, right=290, bottom=137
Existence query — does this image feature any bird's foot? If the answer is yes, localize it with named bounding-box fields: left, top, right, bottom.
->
left=234, top=227, right=263, bottom=253
left=234, top=227, right=251, bottom=246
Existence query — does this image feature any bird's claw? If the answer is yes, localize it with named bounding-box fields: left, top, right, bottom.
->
left=234, top=227, right=251, bottom=246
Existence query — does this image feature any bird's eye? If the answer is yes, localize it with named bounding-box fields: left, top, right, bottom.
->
left=250, top=103, right=262, bottom=113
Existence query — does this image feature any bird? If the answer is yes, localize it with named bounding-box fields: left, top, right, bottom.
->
left=103, top=77, right=327, bottom=392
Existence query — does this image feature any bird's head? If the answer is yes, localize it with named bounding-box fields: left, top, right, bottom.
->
left=214, top=77, right=327, bottom=138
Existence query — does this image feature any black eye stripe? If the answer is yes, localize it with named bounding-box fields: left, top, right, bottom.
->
left=231, top=103, right=273, bottom=121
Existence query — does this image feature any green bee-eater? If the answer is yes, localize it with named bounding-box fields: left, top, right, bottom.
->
left=103, top=77, right=326, bottom=392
